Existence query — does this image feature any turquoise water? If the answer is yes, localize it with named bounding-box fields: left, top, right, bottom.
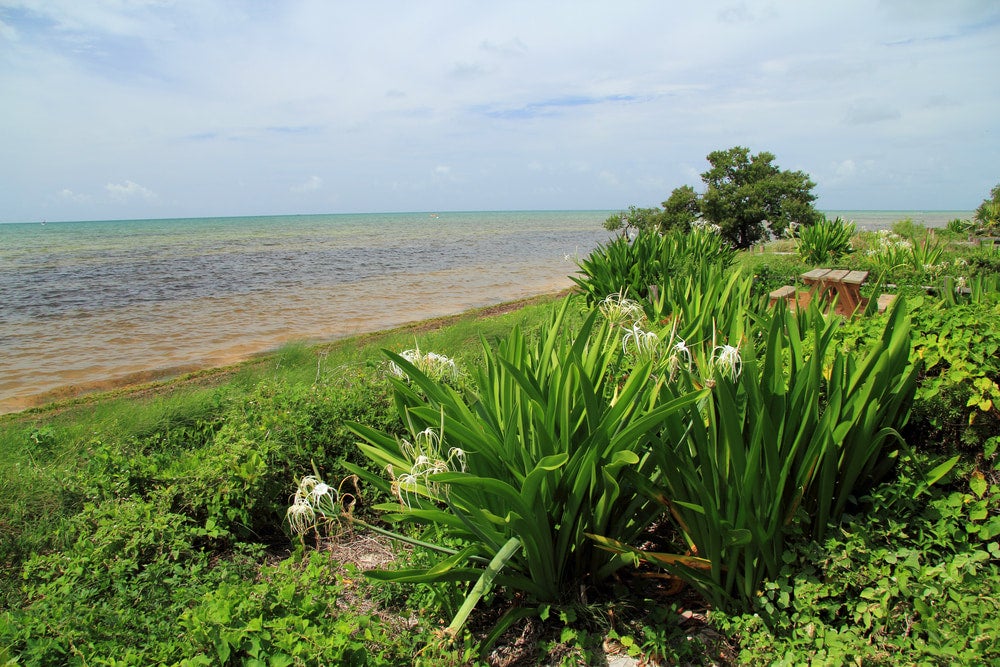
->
left=0, top=209, right=973, bottom=411
left=0, top=211, right=611, bottom=411
left=822, top=210, right=971, bottom=230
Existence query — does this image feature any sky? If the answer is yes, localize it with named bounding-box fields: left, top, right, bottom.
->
left=1, top=1, right=997, bottom=223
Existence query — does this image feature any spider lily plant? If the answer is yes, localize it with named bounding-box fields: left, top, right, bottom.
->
left=592, top=298, right=918, bottom=611
left=345, top=298, right=705, bottom=639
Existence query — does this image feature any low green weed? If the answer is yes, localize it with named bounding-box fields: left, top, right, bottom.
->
left=713, top=464, right=1000, bottom=665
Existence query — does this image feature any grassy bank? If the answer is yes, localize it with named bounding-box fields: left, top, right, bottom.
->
left=2, top=223, right=999, bottom=665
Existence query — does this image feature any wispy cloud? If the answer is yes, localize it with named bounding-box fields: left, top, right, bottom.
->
left=106, top=180, right=157, bottom=201
left=478, top=94, right=637, bottom=120
left=290, top=176, right=323, bottom=193
left=0, top=1, right=996, bottom=219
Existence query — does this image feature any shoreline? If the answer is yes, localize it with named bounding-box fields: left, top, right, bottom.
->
left=0, top=289, right=572, bottom=421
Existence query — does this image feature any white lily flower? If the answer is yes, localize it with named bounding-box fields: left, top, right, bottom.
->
left=599, top=292, right=645, bottom=328
left=711, top=344, right=743, bottom=382
left=622, top=321, right=661, bottom=361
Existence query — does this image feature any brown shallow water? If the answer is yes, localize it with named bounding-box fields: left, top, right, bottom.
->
left=0, top=256, right=585, bottom=414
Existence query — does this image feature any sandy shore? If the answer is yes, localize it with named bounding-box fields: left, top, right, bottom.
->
left=1, top=288, right=572, bottom=419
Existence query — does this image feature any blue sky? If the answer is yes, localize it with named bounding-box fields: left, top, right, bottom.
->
left=1, top=1, right=997, bottom=222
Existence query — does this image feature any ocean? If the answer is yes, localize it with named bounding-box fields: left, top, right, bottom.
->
left=0, top=209, right=972, bottom=412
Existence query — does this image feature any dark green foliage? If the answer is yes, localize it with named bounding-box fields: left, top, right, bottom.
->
left=974, top=183, right=1000, bottom=235
left=603, top=205, right=664, bottom=235
left=795, top=216, right=856, bottom=265
left=571, top=228, right=736, bottom=310
left=659, top=184, right=701, bottom=231
left=606, top=146, right=820, bottom=249
left=699, top=147, right=820, bottom=248
left=968, top=243, right=1000, bottom=275
left=714, top=464, right=1000, bottom=665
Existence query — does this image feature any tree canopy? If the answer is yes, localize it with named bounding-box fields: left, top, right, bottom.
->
left=605, top=146, right=821, bottom=249
left=975, top=183, right=1000, bottom=234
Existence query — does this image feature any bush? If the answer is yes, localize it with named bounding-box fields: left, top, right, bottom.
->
left=794, top=216, right=856, bottom=265
left=595, top=299, right=917, bottom=611
left=571, top=228, right=736, bottom=311
left=713, top=464, right=1000, bottom=665
left=338, top=299, right=704, bottom=638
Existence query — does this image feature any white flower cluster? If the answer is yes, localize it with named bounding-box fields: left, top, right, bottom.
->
left=879, top=229, right=912, bottom=247
left=710, top=344, right=743, bottom=383
left=389, top=428, right=467, bottom=508
left=597, top=293, right=743, bottom=384
left=286, top=475, right=340, bottom=536
left=389, top=348, right=460, bottom=383
left=691, top=220, right=722, bottom=235
left=599, top=292, right=645, bottom=328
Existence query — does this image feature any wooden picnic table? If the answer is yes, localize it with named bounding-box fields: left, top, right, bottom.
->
left=801, top=268, right=869, bottom=315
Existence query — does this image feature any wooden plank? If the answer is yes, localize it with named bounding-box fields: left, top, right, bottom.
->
left=843, top=270, right=869, bottom=284
left=801, top=268, right=830, bottom=281
left=824, top=269, right=850, bottom=281
left=877, top=293, right=897, bottom=313
left=769, top=285, right=796, bottom=299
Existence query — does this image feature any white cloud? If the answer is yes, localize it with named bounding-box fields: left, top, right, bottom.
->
left=105, top=180, right=157, bottom=201
left=835, top=160, right=857, bottom=178
left=290, top=175, right=322, bottom=193
left=57, top=188, right=90, bottom=202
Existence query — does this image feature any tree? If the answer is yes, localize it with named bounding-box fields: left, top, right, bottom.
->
left=603, top=205, right=664, bottom=236
left=608, top=147, right=821, bottom=249
left=660, top=185, right=700, bottom=232
left=697, top=147, right=820, bottom=248
left=975, top=183, right=1000, bottom=234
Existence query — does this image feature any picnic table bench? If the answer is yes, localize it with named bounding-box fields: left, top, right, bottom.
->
left=800, top=268, right=869, bottom=315
left=768, top=268, right=891, bottom=316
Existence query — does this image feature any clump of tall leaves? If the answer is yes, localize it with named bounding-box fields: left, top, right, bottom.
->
left=338, top=299, right=703, bottom=640
left=572, top=228, right=736, bottom=312
left=794, top=216, right=856, bottom=265
left=861, top=228, right=945, bottom=277
left=593, top=299, right=920, bottom=611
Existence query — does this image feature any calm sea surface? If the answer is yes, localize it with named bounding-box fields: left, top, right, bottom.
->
left=0, top=209, right=972, bottom=412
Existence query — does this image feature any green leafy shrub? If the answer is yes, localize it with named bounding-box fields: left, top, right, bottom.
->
left=594, top=299, right=918, bottom=611
left=794, top=216, right=856, bottom=265
left=5, top=499, right=225, bottom=663
left=906, top=295, right=1000, bottom=456
left=178, top=551, right=409, bottom=665
left=714, top=465, right=1000, bottom=665
left=340, top=299, right=704, bottom=637
left=571, top=228, right=736, bottom=309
